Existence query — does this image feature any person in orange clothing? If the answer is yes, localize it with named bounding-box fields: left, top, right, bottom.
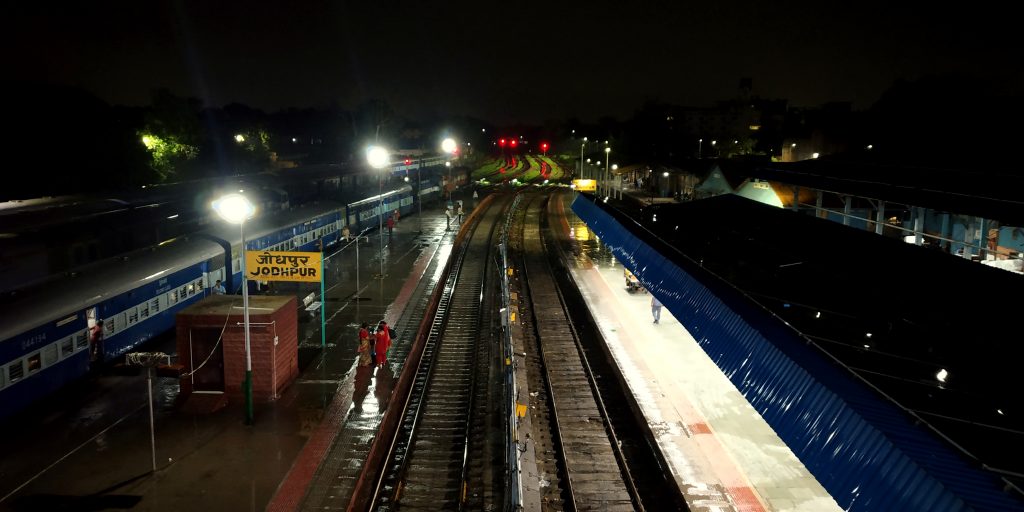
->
left=357, top=322, right=372, bottom=367
left=374, top=320, right=391, bottom=367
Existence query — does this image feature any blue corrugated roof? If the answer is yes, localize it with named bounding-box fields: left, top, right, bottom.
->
left=572, top=193, right=1024, bottom=511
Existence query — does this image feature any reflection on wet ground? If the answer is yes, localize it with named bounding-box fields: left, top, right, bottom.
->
left=0, top=209, right=456, bottom=511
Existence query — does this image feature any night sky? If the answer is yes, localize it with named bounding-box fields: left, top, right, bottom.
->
left=6, top=1, right=1020, bottom=123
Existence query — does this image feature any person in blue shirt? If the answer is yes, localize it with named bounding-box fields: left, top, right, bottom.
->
left=212, top=280, right=226, bottom=295
left=651, top=296, right=663, bottom=324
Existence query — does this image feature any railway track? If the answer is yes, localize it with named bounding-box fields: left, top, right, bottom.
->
left=356, top=190, right=685, bottom=511
left=365, top=195, right=509, bottom=510
left=513, top=191, right=689, bottom=511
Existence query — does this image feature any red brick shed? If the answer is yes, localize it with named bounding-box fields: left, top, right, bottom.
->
left=176, top=295, right=298, bottom=402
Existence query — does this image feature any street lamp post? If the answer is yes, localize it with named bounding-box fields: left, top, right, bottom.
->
left=367, top=146, right=389, bottom=278
left=579, top=137, right=587, bottom=179
left=611, top=164, right=619, bottom=198
left=442, top=137, right=457, bottom=203
left=698, top=138, right=703, bottom=159
left=212, top=193, right=256, bottom=425
left=604, top=147, right=611, bottom=196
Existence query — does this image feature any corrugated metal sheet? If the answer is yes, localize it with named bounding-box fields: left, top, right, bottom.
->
left=572, top=195, right=1023, bottom=512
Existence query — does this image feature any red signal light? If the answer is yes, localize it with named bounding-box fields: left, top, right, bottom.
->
left=499, top=138, right=506, bottom=147
left=404, top=158, right=412, bottom=165
left=510, top=139, right=518, bottom=147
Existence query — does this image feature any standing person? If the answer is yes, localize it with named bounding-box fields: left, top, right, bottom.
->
left=89, top=319, right=104, bottom=366
left=342, top=224, right=351, bottom=243
left=357, top=322, right=372, bottom=367
left=393, top=209, right=400, bottom=224
left=456, top=203, right=464, bottom=224
left=445, top=206, right=453, bottom=231
left=212, top=280, right=226, bottom=295
left=386, top=215, right=395, bottom=238
left=651, top=296, right=663, bottom=324
left=375, top=320, right=392, bottom=367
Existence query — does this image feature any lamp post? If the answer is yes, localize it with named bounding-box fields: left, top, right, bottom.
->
left=442, top=137, right=457, bottom=202
left=611, top=164, right=619, bottom=198
left=579, top=137, right=587, bottom=179
left=367, top=145, right=389, bottom=278
left=212, top=193, right=256, bottom=425
left=604, top=147, right=611, bottom=196
left=698, top=138, right=703, bottom=159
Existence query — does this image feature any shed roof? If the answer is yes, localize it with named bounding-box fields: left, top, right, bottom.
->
left=751, top=160, right=1024, bottom=226
left=639, top=194, right=1024, bottom=494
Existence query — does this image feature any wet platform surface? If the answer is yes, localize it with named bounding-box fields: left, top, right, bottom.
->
left=551, top=190, right=840, bottom=512
left=0, top=197, right=473, bottom=512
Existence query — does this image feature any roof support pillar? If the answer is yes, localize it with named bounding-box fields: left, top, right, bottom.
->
left=940, top=213, right=951, bottom=252
left=792, top=185, right=800, bottom=212
left=962, top=216, right=974, bottom=259
left=842, top=196, right=851, bottom=226
left=815, top=190, right=824, bottom=218
left=875, top=200, right=886, bottom=235
left=914, top=207, right=925, bottom=246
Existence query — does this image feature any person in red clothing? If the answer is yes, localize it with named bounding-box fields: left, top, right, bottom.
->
left=374, top=320, right=391, bottom=367
left=386, top=215, right=395, bottom=238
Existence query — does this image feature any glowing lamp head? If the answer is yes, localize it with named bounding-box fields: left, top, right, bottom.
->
left=366, top=145, right=390, bottom=169
left=234, top=134, right=245, bottom=143
left=510, top=139, right=518, bottom=147
left=404, top=158, right=412, bottom=165
left=212, top=193, right=256, bottom=224
left=442, top=137, right=457, bottom=154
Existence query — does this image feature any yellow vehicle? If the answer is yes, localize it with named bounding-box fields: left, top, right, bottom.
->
left=625, top=268, right=645, bottom=293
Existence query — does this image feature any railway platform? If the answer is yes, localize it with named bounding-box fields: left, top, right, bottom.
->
left=550, top=191, right=841, bottom=511
left=0, top=195, right=475, bottom=512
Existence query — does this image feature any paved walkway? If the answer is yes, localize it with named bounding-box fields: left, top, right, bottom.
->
left=552, top=191, right=840, bottom=512
left=0, top=197, right=468, bottom=512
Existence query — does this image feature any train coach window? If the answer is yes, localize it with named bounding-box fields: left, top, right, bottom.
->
left=8, top=361, right=24, bottom=383
left=43, top=344, right=57, bottom=367
left=140, top=302, right=149, bottom=319
left=61, top=338, right=74, bottom=358
left=128, top=307, right=138, bottom=325
left=180, top=285, right=188, bottom=299
left=150, top=298, right=161, bottom=313
left=105, top=317, right=116, bottom=336
left=27, top=352, right=42, bottom=373
left=75, top=332, right=88, bottom=351
left=187, top=283, right=195, bottom=297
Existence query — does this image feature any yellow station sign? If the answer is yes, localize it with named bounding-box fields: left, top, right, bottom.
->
left=572, top=178, right=596, bottom=192
left=245, top=251, right=322, bottom=282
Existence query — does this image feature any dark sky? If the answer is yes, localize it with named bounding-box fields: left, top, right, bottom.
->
left=5, top=1, right=1020, bottom=124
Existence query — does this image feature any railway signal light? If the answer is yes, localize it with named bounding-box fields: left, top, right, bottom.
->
left=404, top=158, right=412, bottom=165
left=510, top=139, right=518, bottom=148
left=499, top=138, right=506, bottom=147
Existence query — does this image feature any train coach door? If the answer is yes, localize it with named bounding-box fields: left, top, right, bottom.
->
left=189, top=328, right=225, bottom=393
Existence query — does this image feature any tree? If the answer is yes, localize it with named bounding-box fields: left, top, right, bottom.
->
left=139, top=89, right=202, bottom=181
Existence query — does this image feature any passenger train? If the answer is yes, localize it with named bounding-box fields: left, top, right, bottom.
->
left=0, top=163, right=455, bottom=419
left=0, top=155, right=452, bottom=300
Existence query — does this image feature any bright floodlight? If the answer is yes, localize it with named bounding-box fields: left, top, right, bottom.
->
left=366, top=145, right=390, bottom=169
left=442, top=137, right=457, bottom=154
left=611, top=164, right=618, bottom=170
left=212, top=193, right=256, bottom=224
left=604, top=147, right=611, bottom=154
left=234, top=134, right=245, bottom=143
left=662, top=171, right=670, bottom=177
